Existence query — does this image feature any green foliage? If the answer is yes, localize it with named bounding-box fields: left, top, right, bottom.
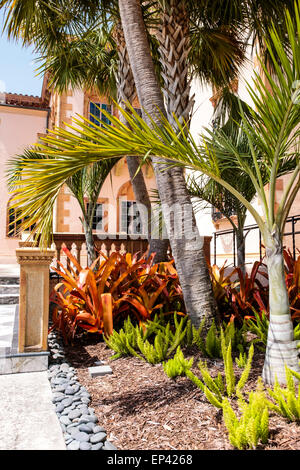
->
left=235, top=351, right=248, bottom=369
left=266, top=365, right=300, bottom=422
left=162, top=346, right=193, bottom=379
left=245, top=311, right=269, bottom=347
left=245, top=311, right=300, bottom=350
left=222, top=379, right=269, bottom=450
left=294, top=323, right=300, bottom=349
left=183, top=332, right=255, bottom=408
left=195, top=319, right=247, bottom=359
left=103, top=316, right=145, bottom=360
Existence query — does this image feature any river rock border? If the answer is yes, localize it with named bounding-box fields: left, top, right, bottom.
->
left=48, top=330, right=117, bottom=451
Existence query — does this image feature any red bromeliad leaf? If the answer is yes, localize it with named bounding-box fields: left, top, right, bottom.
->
left=119, top=294, right=150, bottom=319
left=80, top=324, right=102, bottom=333
left=75, top=312, right=97, bottom=325
left=61, top=244, right=82, bottom=273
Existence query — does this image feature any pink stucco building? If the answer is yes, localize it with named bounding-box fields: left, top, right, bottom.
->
left=0, top=76, right=157, bottom=265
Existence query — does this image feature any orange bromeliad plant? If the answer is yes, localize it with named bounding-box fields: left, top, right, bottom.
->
left=50, top=246, right=185, bottom=343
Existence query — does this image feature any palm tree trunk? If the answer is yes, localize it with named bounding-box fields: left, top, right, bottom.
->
left=118, top=0, right=217, bottom=326
left=262, top=227, right=300, bottom=385
left=156, top=0, right=194, bottom=126
left=115, top=21, right=169, bottom=261
left=236, top=228, right=245, bottom=273
left=83, top=220, right=96, bottom=266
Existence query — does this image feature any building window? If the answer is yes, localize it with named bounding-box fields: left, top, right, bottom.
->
left=120, top=201, right=143, bottom=235
left=7, top=204, right=35, bottom=238
left=86, top=203, right=103, bottom=231
left=89, top=102, right=112, bottom=127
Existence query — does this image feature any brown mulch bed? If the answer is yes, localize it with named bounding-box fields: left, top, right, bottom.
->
left=63, top=336, right=300, bottom=451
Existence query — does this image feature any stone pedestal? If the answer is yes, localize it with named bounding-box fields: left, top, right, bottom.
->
left=16, top=247, right=55, bottom=353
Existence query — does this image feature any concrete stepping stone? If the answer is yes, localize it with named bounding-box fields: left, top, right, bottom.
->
left=88, top=365, right=112, bottom=378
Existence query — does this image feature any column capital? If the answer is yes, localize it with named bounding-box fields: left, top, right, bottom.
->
left=16, top=247, right=56, bottom=266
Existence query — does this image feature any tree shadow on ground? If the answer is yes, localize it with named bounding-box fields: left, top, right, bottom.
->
left=92, top=378, right=203, bottom=417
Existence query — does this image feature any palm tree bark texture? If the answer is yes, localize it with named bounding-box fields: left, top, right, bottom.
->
left=262, top=226, right=300, bottom=385
left=156, top=0, right=195, bottom=127
left=118, top=0, right=217, bottom=327
left=114, top=22, right=169, bottom=261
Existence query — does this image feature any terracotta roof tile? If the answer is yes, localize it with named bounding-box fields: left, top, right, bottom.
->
left=4, top=92, right=49, bottom=108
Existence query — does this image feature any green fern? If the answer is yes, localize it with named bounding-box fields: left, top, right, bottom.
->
left=266, top=365, right=300, bottom=422
left=186, top=336, right=254, bottom=406
left=235, top=351, right=248, bottom=368
left=104, top=314, right=193, bottom=364
left=196, top=319, right=247, bottom=358
left=223, top=381, right=269, bottom=450
left=294, top=323, right=300, bottom=348
left=163, top=346, right=193, bottom=378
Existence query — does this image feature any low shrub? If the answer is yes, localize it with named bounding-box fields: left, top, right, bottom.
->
left=194, top=318, right=247, bottom=358
left=104, top=313, right=190, bottom=363
left=222, top=380, right=269, bottom=450
left=162, top=346, right=193, bottom=378
left=266, top=365, right=300, bottom=422
left=50, top=246, right=185, bottom=343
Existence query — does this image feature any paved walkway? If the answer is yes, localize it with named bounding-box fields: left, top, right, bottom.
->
left=0, top=371, right=66, bottom=450
left=0, top=263, right=65, bottom=450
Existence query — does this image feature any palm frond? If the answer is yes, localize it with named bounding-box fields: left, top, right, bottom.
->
left=6, top=2, right=300, bottom=248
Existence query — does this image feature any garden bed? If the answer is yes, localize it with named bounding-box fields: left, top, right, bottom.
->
left=63, top=336, right=300, bottom=451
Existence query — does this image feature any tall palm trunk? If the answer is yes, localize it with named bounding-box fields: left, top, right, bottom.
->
left=83, top=219, right=96, bottom=266
left=115, top=22, right=169, bottom=261
left=236, top=228, right=245, bottom=273
left=118, top=0, right=217, bottom=326
left=156, top=0, right=194, bottom=126
left=262, top=226, right=300, bottom=385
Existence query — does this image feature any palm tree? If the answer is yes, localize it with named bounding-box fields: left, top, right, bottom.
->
left=188, top=174, right=252, bottom=271
left=115, top=3, right=300, bottom=384
left=1, top=0, right=165, bottom=257
left=10, top=0, right=300, bottom=383
left=118, top=0, right=218, bottom=326
left=186, top=93, right=296, bottom=271
left=4, top=0, right=296, bottom=328
left=8, top=148, right=120, bottom=264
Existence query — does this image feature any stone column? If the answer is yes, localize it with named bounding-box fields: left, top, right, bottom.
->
left=16, top=246, right=55, bottom=353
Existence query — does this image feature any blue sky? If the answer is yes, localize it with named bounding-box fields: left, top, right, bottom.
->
left=0, top=10, right=43, bottom=96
